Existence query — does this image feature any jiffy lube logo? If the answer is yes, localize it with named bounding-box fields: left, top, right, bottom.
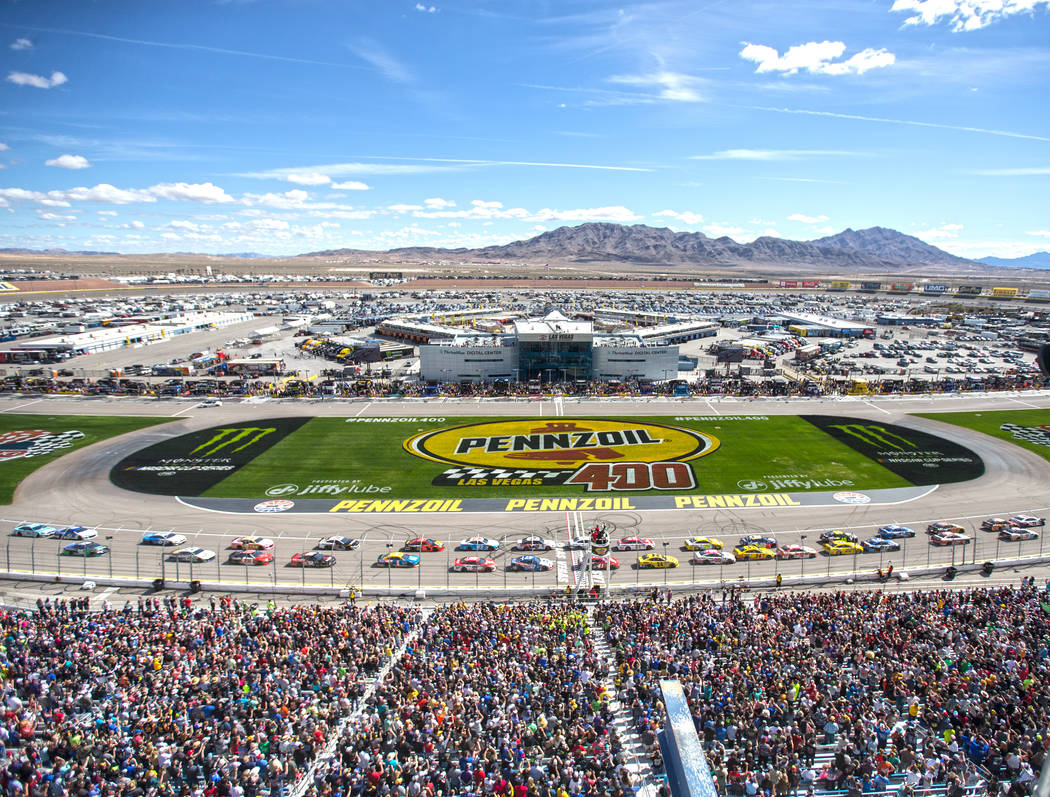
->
left=407, top=419, right=718, bottom=492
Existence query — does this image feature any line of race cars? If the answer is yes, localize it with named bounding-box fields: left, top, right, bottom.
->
left=8, top=514, right=1044, bottom=569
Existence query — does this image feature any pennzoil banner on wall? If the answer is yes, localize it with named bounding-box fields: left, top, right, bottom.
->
left=111, top=414, right=984, bottom=510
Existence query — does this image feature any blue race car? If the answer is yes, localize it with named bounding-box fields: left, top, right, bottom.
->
left=457, top=536, right=500, bottom=551
left=54, top=525, right=98, bottom=540
left=876, top=525, right=916, bottom=539
left=141, top=531, right=188, bottom=546
left=508, top=555, right=554, bottom=572
left=862, top=536, right=901, bottom=553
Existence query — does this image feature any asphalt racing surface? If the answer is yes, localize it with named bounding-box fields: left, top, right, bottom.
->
left=3, top=390, right=1050, bottom=595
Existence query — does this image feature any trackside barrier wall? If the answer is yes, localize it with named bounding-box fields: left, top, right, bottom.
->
left=658, top=679, right=719, bottom=797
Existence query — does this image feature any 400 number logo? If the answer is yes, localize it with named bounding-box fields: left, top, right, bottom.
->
left=565, top=461, right=696, bottom=492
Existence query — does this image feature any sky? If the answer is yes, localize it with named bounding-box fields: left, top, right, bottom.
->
left=0, top=0, right=1048, bottom=259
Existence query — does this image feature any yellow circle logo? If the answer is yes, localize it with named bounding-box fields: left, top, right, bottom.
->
left=404, top=419, right=719, bottom=469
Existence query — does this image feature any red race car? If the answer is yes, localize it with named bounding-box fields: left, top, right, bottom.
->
left=403, top=537, right=445, bottom=552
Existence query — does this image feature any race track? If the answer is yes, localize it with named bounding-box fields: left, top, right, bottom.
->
left=3, top=390, right=1050, bottom=595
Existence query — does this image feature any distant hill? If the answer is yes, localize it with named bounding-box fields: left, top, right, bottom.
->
left=978, top=252, right=1050, bottom=269
left=0, top=247, right=119, bottom=256
left=303, top=222, right=981, bottom=271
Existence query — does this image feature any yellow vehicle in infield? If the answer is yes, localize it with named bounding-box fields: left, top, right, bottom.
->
left=732, top=544, right=775, bottom=561
left=683, top=535, right=723, bottom=551
left=638, top=553, right=679, bottom=569
left=822, top=539, right=864, bottom=556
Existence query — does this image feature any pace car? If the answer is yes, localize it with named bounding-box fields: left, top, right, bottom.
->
left=931, top=532, right=971, bottom=546
left=316, top=535, right=360, bottom=550
left=1010, top=514, right=1046, bottom=528
left=614, top=536, right=655, bottom=551
left=733, top=544, right=775, bottom=561
left=513, top=536, right=555, bottom=551
left=451, top=556, right=496, bottom=572
left=638, top=553, right=678, bottom=569
left=230, top=535, right=275, bottom=550
left=229, top=549, right=274, bottom=565
left=290, top=552, right=337, bottom=568
left=775, top=544, right=817, bottom=560
left=692, top=549, right=736, bottom=565
left=738, top=535, right=778, bottom=549
left=457, top=536, right=500, bottom=551
left=683, top=536, right=723, bottom=551
left=54, top=525, right=98, bottom=540
left=62, top=541, right=109, bottom=557
left=822, top=540, right=864, bottom=556
left=404, top=537, right=445, bottom=552
left=169, top=547, right=217, bottom=563
left=999, top=527, right=1039, bottom=542
left=12, top=523, right=56, bottom=538
left=862, top=537, right=901, bottom=553
left=508, top=555, right=554, bottom=572
left=876, top=525, right=916, bottom=539
left=376, top=552, right=420, bottom=568
left=141, top=531, right=187, bottom=546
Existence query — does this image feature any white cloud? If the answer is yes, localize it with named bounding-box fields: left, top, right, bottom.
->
left=1026, top=230, right=1050, bottom=237
left=347, top=40, right=413, bottom=84
left=6, top=70, right=68, bottom=89
left=286, top=172, right=331, bottom=186
left=60, top=184, right=153, bottom=204
left=916, top=223, right=964, bottom=241
left=891, top=0, right=1050, bottom=31
left=423, top=197, right=455, bottom=208
left=36, top=211, right=76, bottom=222
left=129, top=220, right=145, bottom=229
left=38, top=199, right=71, bottom=207
left=388, top=203, right=425, bottom=213
left=969, top=166, right=1050, bottom=176
left=45, top=153, right=91, bottom=170
left=0, top=181, right=234, bottom=206
left=653, top=209, right=704, bottom=225
left=811, top=226, right=835, bottom=235
left=331, top=181, right=371, bottom=190
left=787, top=213, right=830, bottom=223
left=10, top=38, right=33, bottom=51
left=703, top=222, right=747, bottom=239
left=148, top=182, right=234, bottom=203
left=97, top=210, right=118, bottom=216
left=0, top=143, right=8, bottom=152
left=607, top=71, right=704, bottom=102
left=692, top=148, right=858, bottom=161
left=740, top=41, right=895, bottom=76
left=414, top=2, right=436, bottom=11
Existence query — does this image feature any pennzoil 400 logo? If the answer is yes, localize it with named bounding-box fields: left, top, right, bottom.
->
left=404, top=419, right=718, bottom=492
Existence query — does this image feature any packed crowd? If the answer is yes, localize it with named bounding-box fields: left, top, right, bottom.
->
left=297, top=602, right=628, bottom=797
left=595, top=587, right=1050, bottom=797
left=0, top=598, right=420, bottom=797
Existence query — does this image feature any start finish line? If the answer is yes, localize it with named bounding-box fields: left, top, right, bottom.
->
left=176, top=485, right=936, bottom=515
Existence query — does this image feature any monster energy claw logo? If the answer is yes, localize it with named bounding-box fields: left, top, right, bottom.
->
left=829, top=424, right=916, bottom=450
left=190, top=427, right=276, bottom=457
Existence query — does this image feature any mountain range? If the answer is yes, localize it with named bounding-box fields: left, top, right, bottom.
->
left=978, top=251, right=1050, bottom=269
left=305, top=224, right=999, bottom=274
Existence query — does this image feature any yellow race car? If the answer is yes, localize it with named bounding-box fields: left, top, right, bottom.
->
left=683, top=536, right=723, bottom=551
left=822, top=540, right=864, bottom=556
left=638, top=553, right=679, bottom=569
left=733, top=544, right=775, bottom=561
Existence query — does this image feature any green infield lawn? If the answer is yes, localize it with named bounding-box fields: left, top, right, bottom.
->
left=0, top=414, right=171, bottom=504
left=203, top=415, right=914, bottom=500
left=916, top=409, right=1050, bottom=463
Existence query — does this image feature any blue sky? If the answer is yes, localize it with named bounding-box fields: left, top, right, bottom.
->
left=0, top=0, right=1048, bottom=258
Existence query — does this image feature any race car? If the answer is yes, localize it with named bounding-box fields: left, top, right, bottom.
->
left=927, top=521, right=966, bottom=535
left=818, top=530, right=858, bottom=544
left=12, top=523, right=56, bottom=538
left=981, top=517, right=1011, bottom=531
left=614, top=536, right=655, bottom=551
left=376, top=552, right=420, bottom=568
left=692, top=549, right=736, bottom=565
left=683, top=536, right=723, bottom=551
left=733, top=544, right=775, bottom=561
left=230, top=535, right=275, bottom=550
left=404, top=537, right=445, bottom=552
left=451, top=556, right=496, bottom=572
left=290, top=551, right=337, bottom=568
left=141, top=531, right=187, bottom=546
left=862, top=537, right=901, bottom=553
left=316, top=535, right=360, bottom=550
left=508, top=555, right=554, bottom=572
left=738, top=534, right=778, bottom=549
left=822, top=540, right=864, bottom=556
left=62, top=541, right=109, bottom=557
left=998, top=527, right=1039, bottom=542
left=457, top=536, right=500, bottom=551
left=638, top=553, right=678, bottom=569
left=589, top=554, right=620, bottom=570
left=53, top=525, right=98, bottom=541
left=775, top=544, right=817, bottom=560
left=1010, top=514, right=1046, bottom=528
left=931, top=531, right=971, bottom=546
left=169, top=547, right=217, bottom=563
left=876, top=525, right=916, bottom=539
left=229, top=549, right=274, bottom=565
left=513, top=536, right=555, bottom=551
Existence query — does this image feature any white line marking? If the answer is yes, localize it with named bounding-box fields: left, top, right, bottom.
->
left=863, top=400, right=891, bottom=415
left=0, top=399, right=42, bottom=413
left=354, top=402, right=372, bottom=416
left=1008, top=396, right=1040, bottom=409
left=170, top=403, right=200, bottom=417
left=704, top=399, right=719, bottom=415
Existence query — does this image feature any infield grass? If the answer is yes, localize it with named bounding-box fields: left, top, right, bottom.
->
left=915, top=409, right=1050, bottom=464
left=0, top=414, right=171, bottom=504
left=204, top=415, right=914, bottom=500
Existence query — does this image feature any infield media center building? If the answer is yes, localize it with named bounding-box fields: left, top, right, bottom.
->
left=419, top=310, right=714, bottom=383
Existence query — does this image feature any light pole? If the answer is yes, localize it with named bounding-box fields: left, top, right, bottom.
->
left=662, top=542, right=670, bottom=588
left=386, top=543, right=393, bottom=592
left=800, top=535, right=807, bottom=581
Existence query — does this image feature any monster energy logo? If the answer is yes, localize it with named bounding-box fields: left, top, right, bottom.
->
left=190, top=427, right=276, bottom=457
left=829, top=424, right=917, bottom=450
